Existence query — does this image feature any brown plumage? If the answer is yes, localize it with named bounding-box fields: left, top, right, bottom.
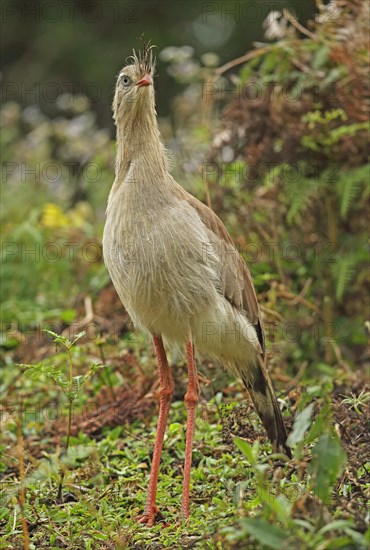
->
left=103, top=42, right=291, bottom=525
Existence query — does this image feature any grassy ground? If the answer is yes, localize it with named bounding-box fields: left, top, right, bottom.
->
left=1, top=285, right=368, bottom=549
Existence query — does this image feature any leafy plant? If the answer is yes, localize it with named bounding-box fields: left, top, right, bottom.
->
left=207, top=1, right=369, bottom=367
left=341, top=390, right=370, bottom=415
left=22, top=329, right=102, bottom=501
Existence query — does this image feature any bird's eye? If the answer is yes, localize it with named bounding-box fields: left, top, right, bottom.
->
left=120, top=75, right=132, bottom=87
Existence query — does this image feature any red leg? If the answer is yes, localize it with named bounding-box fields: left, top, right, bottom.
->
left=137, top=335, right=174, bottom=526
left=181, top=341, right=199, bottom=519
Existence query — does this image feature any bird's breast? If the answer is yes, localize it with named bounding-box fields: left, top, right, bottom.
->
left=103, top=197, right=221, bottom=338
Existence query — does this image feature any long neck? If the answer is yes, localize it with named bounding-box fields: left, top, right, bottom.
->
left=115, top=98, right=168, bottom=184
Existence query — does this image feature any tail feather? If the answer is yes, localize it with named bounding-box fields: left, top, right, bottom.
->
left=242, top=358, right=291, bottom=458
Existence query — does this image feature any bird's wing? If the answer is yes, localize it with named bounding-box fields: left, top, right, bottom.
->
left=174, top=184, right=265, bottom=353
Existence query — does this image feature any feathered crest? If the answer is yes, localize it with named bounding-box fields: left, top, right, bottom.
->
left=128, top=40, right=156, bottom=75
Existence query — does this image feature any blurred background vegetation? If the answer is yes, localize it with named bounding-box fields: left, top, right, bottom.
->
left=1, top=0, right=369, bottom=548
left=2, top=0, right=315, bottom=123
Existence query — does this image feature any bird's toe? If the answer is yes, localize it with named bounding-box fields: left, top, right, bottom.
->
left=136, top=505, right=159, bottom=527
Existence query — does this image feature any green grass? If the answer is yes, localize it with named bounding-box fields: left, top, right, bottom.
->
left=1, top=332, right=368, bottom=548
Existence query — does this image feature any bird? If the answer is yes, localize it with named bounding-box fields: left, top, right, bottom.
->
left=102, top=42, right=291, bottom=526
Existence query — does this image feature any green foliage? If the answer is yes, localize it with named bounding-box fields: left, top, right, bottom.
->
left=22, top=330, right=100, bottom=400
left=2, top=352, right=368, bottom=548
left=302, top=114, right=368, bottom=153
left=309, top=433, right=347, bottom=504
left=207, top=0, right=369, bottom=368
left=341, top=390, right=370, bottom=415
left=334, top=254, right=359, bottom=302
left=287, top=403, right=314, bottom=448
left=285, top=174, right=318, bottom=225
left=306, top=402, right=333, bottom=444
left=24, top=360, right=71, bottom=394
left=239, top=518, right=288, bottom=549
left=338, top=164, right=370, bottom=219
left=228, top=396, right=362, bottom=550
left=260, top=157, right=368, bottom=327
left=21, top=329, right=105, bottom=502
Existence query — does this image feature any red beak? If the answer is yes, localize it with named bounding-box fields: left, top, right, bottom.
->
left=136, top=74, right=153, bottom=87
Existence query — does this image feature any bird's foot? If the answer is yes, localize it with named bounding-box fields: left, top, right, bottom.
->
left=136, top=505, right=159, bottom=527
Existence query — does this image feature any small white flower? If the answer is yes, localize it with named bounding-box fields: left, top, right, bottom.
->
left=263, top=11, right=288, bottom=40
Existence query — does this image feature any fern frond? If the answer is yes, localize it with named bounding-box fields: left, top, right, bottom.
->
left=287, top=177, right=317, bottom=224
left=334, top=255, right=358, bottom=302
left=337, top=164, right=370, bottom=219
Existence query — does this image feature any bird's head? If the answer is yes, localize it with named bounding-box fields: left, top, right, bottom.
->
left=113, top=41, right=156, bottom=124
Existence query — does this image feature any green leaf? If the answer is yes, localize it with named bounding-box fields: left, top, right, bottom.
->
left=309, top=433, right=347, bottom=504
left=241, top=518, right=288, bottom=549
left=316, top=520, right=368, bottom=548
left=318, top=519, right=355, bottom=535
left=25, top=457, right=60, bottom=485
left=61, top=444, right=95, bottom=467
left=287, top=404, right=314, bottom=446
left=67, top=375, right=84, bottom=399
left=306, top=403, right=332, bottom=443
left=22, top=362, right=69, bottom=392
left=71, top=331, right=86, bottom=346
left=312, top=45, right=330, bottom=70
left=233, top=437, right=258, bottom=464
left=43, top=328, right=68, bottom=344
left=60, top=309, right=77, bottom=323
left=344, top=527, right=369, bottom=548
left=322, top=66, right=346, bottom=86
left=42, top=328, right=85, bottom=349
left=239, top=56, right=261, bottom=84
left=261, top=50, right=279, bottom=75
